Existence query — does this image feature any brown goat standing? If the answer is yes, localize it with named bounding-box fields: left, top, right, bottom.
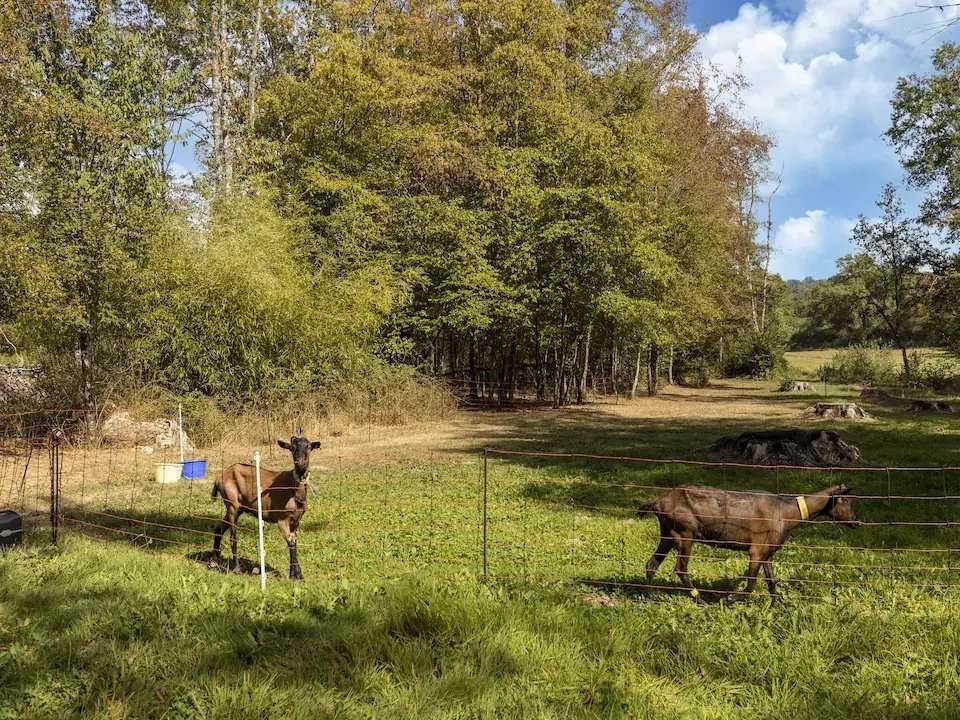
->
left=211, top=436, right=321, bottom=580
left=638, top=484, right=857, bottom=604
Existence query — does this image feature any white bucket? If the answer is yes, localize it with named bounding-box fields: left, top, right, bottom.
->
left=155, top=462, right=182, bottom=484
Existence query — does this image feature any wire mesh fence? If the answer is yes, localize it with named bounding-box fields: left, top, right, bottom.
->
left=482, top=448, right=960, bottom=605
left=3, top=408, right=960, bottom=610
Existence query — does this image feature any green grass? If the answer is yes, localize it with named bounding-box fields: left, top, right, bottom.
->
left=3, top=384, right=960, bottom=718
left=784, top=347, right=957, bottom=378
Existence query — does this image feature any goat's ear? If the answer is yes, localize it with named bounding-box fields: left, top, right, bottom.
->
left=277, top=439, right=291, bottom=450
left=310, top=441, right=322, bottom=450
left=837, top=484, right=852, bottom=495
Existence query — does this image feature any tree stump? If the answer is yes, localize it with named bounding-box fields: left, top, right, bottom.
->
left=778, top=379, right=815, bottom=393
left=804, top=402, right=871, bottom=420
left=709, top=429, right=861, bottom=467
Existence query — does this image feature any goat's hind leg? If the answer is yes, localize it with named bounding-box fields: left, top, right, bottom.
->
left=227, top=505, right=241, bottom=573
left=673, top=535, right=705, bottom=605
left=645, top=535, right=674, bottom=583
left=762, top=560, right=782, bottom=606
left=212, top=516, right=227, bottom=559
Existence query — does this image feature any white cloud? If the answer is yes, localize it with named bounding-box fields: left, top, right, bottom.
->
left=699, top=2, right=928, bottom=176
left=771, top=210, right=857, bottom=278
left=698, top=1, right=959, bottom=277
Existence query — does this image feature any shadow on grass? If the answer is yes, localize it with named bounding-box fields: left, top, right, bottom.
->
left=0, top=554, right=513, bottom=717
left=575, top=574, right=741, bottom=606
left=187, top=549, right=285, bottom=578
left=60, top=505, right=294, bottom=577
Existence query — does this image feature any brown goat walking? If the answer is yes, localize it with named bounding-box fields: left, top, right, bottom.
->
left=638, top=484, right=858, bottom=604
left=211, top=436, right=321, bottom=580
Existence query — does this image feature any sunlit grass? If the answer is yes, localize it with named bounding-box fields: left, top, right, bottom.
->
left=785, top=347, right=957, bottom=378
left=2, top=380, right=960, bottom=718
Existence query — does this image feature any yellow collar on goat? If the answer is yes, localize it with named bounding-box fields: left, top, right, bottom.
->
left=796, top=496, right=810, bottom=521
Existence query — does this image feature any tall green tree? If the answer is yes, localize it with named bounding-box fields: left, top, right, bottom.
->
left=888, top=42, right=960, bottom=238
left=1, top=1, right=189, bottom=410
left=843, top=184, right=941, bottom=378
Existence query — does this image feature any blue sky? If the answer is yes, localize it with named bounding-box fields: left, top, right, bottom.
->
left=688, top=0, right=959, bottom=279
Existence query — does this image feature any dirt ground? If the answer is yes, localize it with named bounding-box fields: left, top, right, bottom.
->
left=316, top=379, right=820, bottom=468
left=12, top=376, right=946, bottom=513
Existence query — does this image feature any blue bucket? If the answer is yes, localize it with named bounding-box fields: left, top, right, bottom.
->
left=181, top=459, right=208, bottom=480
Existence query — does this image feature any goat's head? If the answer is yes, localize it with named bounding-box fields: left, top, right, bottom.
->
left=826, top=485, right=859, bottom=528
left=277, top=435, right=322, bottom=480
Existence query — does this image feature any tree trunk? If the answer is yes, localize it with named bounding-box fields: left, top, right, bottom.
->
left=553, top=344, right=561, bottom=408
left=577, top=324, right=591, bottom=405
left=900, top=345, right=911, bottom=379
left=247, top=0, right=263, bottom=131
left=498, top=340, right=508, bottom=405
left=668, top=345, right=674, bottom=386
left=468, top=337, right=479, bottom=400
left=78, top=331, right=94, bottom=427
left=647, top=343, right=659, bottom=396
left=631, top=345, right=643, bottom=398
left=507, top=342, right=516, bottom=402
left=210, top=0, right=231, bottom=191
left=611, top=340, right=619, bottom=397
left=534, top=331, right=545, bottom=402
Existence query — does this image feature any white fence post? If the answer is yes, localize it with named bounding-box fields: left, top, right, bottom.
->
left=254, top=451, right=267, bottom=591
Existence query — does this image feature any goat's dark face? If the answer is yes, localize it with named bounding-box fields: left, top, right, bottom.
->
left=827, top=486, right=858, bottom=528
left=278, top=436, right=322, bottom=479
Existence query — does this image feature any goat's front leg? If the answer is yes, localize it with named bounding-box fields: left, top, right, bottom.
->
left=762, top=560, right=781, bottom=606
left=279, top=518, right=303, bottom=581
left=726, top=551, right=762, bottom=604
left=645, top=536, right=674, bottom=583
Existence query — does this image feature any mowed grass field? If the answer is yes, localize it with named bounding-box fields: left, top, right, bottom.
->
left=784, top=347, right=959, bottom=378
left=3, top=371, right=960, bottom=719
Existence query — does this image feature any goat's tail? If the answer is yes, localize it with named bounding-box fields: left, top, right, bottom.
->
left=636, top=500, right=659, bottom=518
left=210, top=481, right=220, bottom=500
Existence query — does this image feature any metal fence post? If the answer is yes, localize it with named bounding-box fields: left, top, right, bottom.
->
left=483, top=448, right=489, bottom=581
left=48, top=430, right=62, bottom=544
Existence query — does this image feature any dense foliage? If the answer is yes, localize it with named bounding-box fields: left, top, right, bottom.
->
left=0, top=0, right=797, bottom=410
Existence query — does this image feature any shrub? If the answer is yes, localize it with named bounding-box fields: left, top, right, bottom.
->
left=134, top=195, right=396, bottom=403
left=901, top=351, right=960, bottom=392
left=817, top=345, right=897, bottom=386
left=675, top=353, right=713, bottom=388
left=724, top=332, right=787, bottom=379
